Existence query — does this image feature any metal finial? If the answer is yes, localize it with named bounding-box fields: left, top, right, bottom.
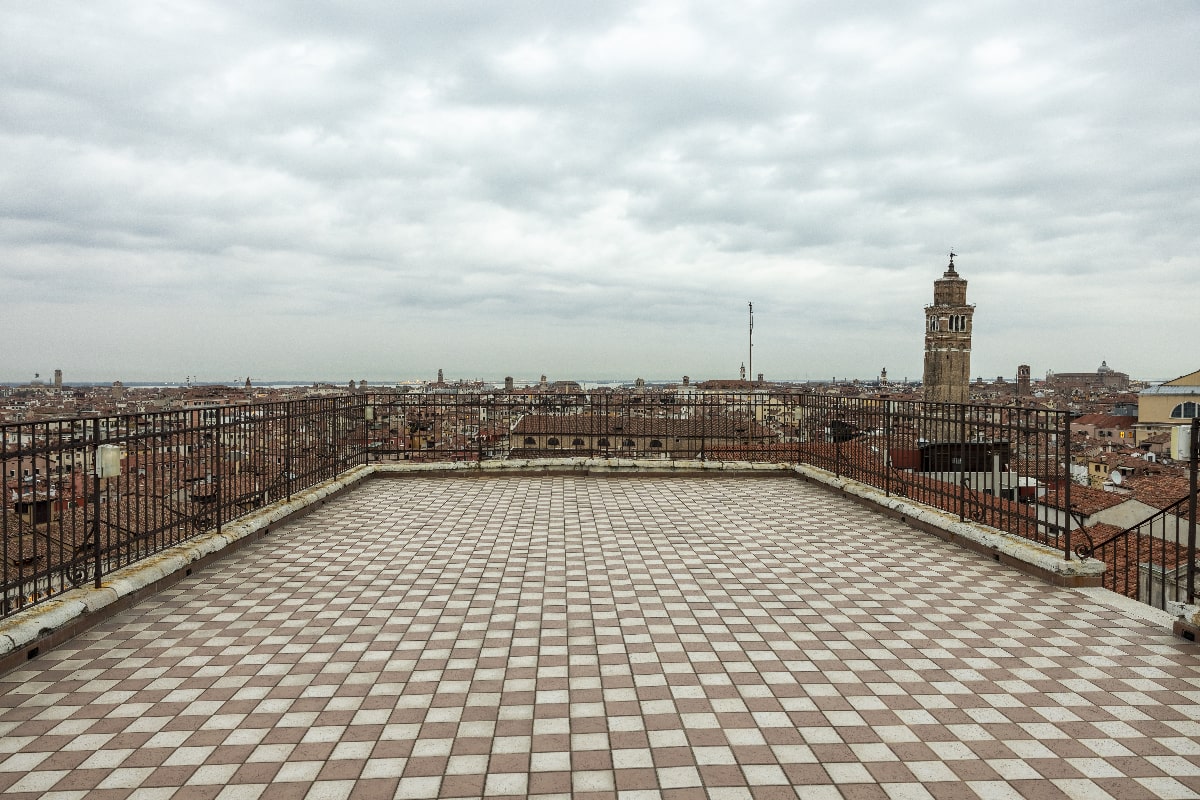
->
left=944, top=250, right=958, bottom=276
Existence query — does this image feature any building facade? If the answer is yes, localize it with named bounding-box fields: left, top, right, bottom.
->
left=1046, top=361, right=1130, bottom=393
left=922, top=255, right=974, bottom=405
left=1138, top=369, right=1200, bottom=441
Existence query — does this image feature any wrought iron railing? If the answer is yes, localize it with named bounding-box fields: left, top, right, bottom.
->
left=2, top=389, right=1096, bottom=620
left=360, top=391, right=782, bottom=463
left=2, top=396, right=368, bottom=617
left=790, top=395, right=1073, bottom=551
left=1076, top=417, right=1198, bottom=610
left=360, top=391, right=1075, bottom=553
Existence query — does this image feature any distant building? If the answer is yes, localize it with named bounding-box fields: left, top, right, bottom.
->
left=1046, top=361, right=1129, bottom=393
left=1017, top=365, right=1031, bottom=397
left=922, top=254, right=973, bottom=405
left=510, top=414, right=770, bottom=459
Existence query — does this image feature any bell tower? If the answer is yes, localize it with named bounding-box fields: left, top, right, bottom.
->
left=922, top=253, right=974, bottom=405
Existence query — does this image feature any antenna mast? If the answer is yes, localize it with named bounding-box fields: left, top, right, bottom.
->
left=748, top=301, right=754, bottom=383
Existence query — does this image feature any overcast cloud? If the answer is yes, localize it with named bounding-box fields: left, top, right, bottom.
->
left=2, top=1, right=1197, bottom=384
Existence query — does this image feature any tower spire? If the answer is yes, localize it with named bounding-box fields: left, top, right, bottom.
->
left=923, top=254, right=974, bottom=406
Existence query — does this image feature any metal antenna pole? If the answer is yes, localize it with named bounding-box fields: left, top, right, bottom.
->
left=748, top=302, right=754, bottom=383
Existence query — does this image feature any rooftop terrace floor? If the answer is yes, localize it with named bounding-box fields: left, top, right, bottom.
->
left=2, top=476, right=1199, bottom=800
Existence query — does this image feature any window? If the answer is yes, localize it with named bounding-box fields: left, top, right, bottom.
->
left=598, top=438, right=610, bottom=447
left=649, top=440, right=663, bottom=448
left=928, top=317, right=938, bottom=332
left=523, top=436, right=536, bottom=445
left=622, top=439, right=635, bottom=448
left=1170, top=401, right=1199, bottom=419
left=547, top=437, right=560, bottom=446
left=572, top=438, right=585, bottom=447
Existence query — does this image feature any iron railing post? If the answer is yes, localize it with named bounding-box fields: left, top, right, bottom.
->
left=884, top=401, right=892, bottom=498
left=1188, top=417, right=1198, bottom=604
left=215, top=411, right=223, bottom=534
left=957, top=403, right=966, bottom=522
left=834, top=401, right=842, bottom=478
left=92, top=417, right=102, bottom=589
left=1063, top=410, right=1072, bottom=560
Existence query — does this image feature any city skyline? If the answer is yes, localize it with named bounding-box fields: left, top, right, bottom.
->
left=2, top=3, right=1198, bottom=383
left=2, top=366, right=1180, bottom=389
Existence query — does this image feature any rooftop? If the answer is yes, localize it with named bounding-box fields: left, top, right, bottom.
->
left=2, top=474, right=1198, bottom=799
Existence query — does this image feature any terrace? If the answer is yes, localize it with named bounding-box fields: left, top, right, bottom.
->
left=1, top=394, right=1198, bottom=798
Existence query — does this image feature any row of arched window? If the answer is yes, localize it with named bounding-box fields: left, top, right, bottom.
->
left=523, top=437, right=663, bottom=448
left=928, top=315, right=968, bottom=332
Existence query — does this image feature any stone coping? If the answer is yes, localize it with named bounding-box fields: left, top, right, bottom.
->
left=792, top=463, right=1106, bottom=585
left=0, top=458, right=1134, bottom=666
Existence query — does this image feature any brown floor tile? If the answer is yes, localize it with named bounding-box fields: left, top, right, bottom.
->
left=439, top=773, right=487, bottom=797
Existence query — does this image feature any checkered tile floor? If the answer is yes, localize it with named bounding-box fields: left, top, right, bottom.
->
left=2, top=477, right=1199, bottom=799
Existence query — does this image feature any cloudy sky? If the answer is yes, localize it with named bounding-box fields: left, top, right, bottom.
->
left=2, top=2, right=1197, bottom=385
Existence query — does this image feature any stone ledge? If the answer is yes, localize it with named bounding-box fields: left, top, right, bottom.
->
left=1073, top=586, right=1177, bottom=628
left=371, top=457, right=793, bottom=477
left=792, top=463, right=1106, bottom=585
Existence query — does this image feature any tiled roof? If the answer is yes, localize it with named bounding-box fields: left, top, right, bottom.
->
left=1071, top=413, right=1135, bottom=428
left=1087, top=452, right=1163, bottom=474
left=1041, top=484, right=1130, bottom=516
left=1124, top=474, right=1194, bottom=512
